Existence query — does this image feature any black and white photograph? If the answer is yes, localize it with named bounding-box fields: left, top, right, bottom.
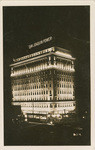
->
left=3, top=4, right=91, bottom=146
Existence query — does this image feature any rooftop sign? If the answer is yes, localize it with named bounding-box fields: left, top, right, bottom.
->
left=28, top=36, right=53, bottom=49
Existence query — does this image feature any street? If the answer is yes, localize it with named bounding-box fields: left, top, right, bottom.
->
left=5, top=122, right=90, bottom=145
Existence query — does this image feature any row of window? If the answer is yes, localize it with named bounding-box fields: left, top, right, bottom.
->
left=13, top=102, right=75, bottom=108
left=57, top=97, right=74, bottom=100
left=13, top=78, right=73, bottom=85
left=13, top=84, right=73, bottom=91
left=12, top=76, right=73, bottom=85
left=13, top=96, right=74, bottom=101
left=13, top=84, right=51, bottom=90
left=21, top=103, right=74, bottom=108
left=57, top=84, right=73, bottom=88
left=12, top=69, right=73, bottom=79
left=13, top=89, right=73, bottom=96
left=13, top=97, right=52, bottom=101
left=57, top=77, right=73, bottom=82
left=58, top=90, right=73, bottom=94
left=13, top=90, right=50, bottom=96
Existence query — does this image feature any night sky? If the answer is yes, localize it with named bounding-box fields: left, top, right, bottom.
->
left=3, top=6, right=90, bottom=124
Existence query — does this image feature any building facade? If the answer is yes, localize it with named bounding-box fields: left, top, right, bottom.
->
left=10, top=47, right=76, bottom=123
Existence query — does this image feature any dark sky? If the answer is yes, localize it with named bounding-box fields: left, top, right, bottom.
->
left=3, top=6, right=90, bottom=116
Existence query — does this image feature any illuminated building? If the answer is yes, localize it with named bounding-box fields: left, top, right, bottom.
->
left=10, top=46, right=76, bottom=123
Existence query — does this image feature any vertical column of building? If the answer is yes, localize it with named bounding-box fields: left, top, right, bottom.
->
left=52, top=55, right=54, bottom=101
left=66, top=61, right=69, bottom=100
left=53, top=70, right=57, bottom=101
left=55, top=58, right=58, bottom=100
left=50, top=55, right=54, bottom=101
left=53, top=55, right=57, bottom=101
left=48, top=56, right=51, bottom=100
left=72, top=60, right=75, bottom=100
left=46, top=58, right=49, bottom=101
left=11, top=77, right=14, bottom=102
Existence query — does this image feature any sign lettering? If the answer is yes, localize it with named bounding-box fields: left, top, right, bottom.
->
left=28, top=36, right=52, bottom=49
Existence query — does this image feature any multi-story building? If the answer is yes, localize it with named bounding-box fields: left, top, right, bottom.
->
left=10, top=46, right=76, bottom=124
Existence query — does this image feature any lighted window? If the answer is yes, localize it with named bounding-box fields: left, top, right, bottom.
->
left=73, top=103, right=76, bottom=106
